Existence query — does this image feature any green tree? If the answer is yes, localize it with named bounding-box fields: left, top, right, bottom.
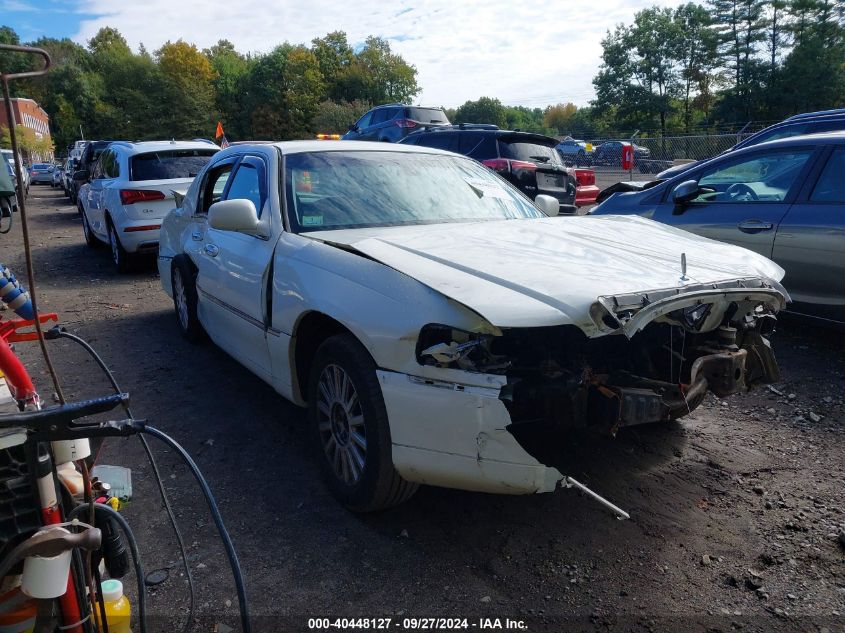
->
left=311, top=99, right=371, bottom=133
left=674, top=3, right=718, bottom=131
left=543, top=102, right=578, bottom=133
left=454, top=97, right=507, bottom=127
left=156, top=40, right=217, bottom=138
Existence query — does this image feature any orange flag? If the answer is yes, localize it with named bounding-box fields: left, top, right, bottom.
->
left=215, top=122, right=224, bottom=139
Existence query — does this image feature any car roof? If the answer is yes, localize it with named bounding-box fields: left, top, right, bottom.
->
left=747, top=130, right=845, bottom=147
left=402, top=127, right=557, bottom=144
left=784, top=108, right=845, bottom=121
left=108, top=140, right=221, bottom=154
left=214, top=139, right=462, bottom=158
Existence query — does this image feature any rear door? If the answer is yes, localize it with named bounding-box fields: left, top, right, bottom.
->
left=652, top=146, right=818, bottom=258
left=772, top=146, right=845, bottom=319
left=86, top=150, right=118, bottom=236
left=194, top=153, right=278, bottom=381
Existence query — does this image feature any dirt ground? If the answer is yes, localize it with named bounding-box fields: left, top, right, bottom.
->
left=5, top=187, right=844, bottom=633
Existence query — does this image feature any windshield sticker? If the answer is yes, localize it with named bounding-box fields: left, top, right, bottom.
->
left=301, top=215, right=324, bottom=226
left=465, top=178, right=510, bottom=200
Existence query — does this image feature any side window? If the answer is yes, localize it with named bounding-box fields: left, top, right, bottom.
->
left=463, top=135, right=497, bottom=160
left=370, top=108, right=391, bottom=125
left=810, top=148, right=845, bottom=203
left=91, top=154, right=104, bottom=180
left=692, top=149, right=814, bottom=203
left=199, top=162, right=235, bottom=214
left=356, top=111, right=373, bottom=129
left=104, top=151, right=120, bottom=178
left=225, top=160, right=265, bottom=217
left=415, top=133, right=457, bottom=152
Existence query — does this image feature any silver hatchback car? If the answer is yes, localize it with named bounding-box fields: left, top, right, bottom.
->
left=592, top=132, right=845, bottom=323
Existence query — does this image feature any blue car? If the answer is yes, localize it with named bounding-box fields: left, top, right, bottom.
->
left=591, top=132, right=845, bottom=323
left=555, top=137, right=590, bottom=166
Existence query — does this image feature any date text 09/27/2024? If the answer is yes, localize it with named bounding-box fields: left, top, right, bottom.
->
left=307, top=618, right=529, bottom=630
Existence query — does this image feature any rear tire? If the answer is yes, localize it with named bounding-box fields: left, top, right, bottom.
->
left=171, top=255, right=205, bottom=342
left=107, top=219, right=133, bottom=273
left=308, top=334, right=418, bottom=512
left=81, top=208, right=99, bottom=249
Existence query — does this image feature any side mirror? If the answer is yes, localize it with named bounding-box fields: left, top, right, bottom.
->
left=208, top=198, right=261, bottom=235
left=348, top=123, right=358, bottom=132
left=73, top=169, right=90, bottom=182
left=534, top=194, right=560, bottom=217
left=672, top=180, right=701, bottom=206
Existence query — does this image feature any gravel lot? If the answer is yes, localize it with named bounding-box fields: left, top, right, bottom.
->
left=6, top=187, right=845, bottom=633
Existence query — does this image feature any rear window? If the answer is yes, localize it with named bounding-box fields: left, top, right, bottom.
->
left=498, top=139, right=562, bottom=165
left=406, top=108, right=449, bottom=125
left=33, top=163, right=50, bottom=170
left=130, top=150, right=217, bottom=181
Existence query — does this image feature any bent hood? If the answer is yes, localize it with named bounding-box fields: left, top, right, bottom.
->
left=302, top=215, right=786, bottom=334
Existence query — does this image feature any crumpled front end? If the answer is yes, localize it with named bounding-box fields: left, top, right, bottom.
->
left=389, top=279, right=786, bottom=493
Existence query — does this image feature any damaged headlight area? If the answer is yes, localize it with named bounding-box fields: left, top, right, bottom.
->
left=416, top=324, right=510, bottom=373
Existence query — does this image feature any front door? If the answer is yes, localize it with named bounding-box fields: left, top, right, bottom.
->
left=194, top=155, right=277, bottom=381
left=653, top=147, right=818, bottom=258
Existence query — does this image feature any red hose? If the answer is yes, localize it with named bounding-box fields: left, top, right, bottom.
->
left=0, top=336, right=36, bottom=401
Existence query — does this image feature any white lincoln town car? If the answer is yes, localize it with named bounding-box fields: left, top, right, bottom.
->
left=158, top=141, right=788, bottom=511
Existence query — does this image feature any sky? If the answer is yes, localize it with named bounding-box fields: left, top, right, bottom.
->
left=2, top=0, right=684, bottom=109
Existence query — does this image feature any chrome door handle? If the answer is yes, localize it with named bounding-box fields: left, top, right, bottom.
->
left=737, top=220, right=774, bottom=233
left=191, top=231, right=202, bottom=241
left=204, top=243, right=219, bottom=257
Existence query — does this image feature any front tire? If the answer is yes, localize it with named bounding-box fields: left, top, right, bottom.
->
left=171, top=255, right=204, bottom=342
left=308, top=334, right=418, bottom=512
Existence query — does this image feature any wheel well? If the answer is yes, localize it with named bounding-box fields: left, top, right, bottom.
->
left=293, top=312, right=354, bottom=403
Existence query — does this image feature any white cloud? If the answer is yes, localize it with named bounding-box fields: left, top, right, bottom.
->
left=73, top=0, right=683, bottom=108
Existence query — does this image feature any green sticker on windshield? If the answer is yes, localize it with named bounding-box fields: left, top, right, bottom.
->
left=301, top=215, right=324, bottom=226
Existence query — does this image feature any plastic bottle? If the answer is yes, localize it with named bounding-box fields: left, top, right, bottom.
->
left=98, top=579, right=131, bottom=633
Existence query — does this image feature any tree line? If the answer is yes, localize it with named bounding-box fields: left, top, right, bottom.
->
left=0, top=26, right=419, bottom=151
left=2, top=1, right=843, bottom=153
left=589, top=0, right=845, bottom=138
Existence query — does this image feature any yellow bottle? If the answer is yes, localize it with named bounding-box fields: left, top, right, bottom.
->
left=98, top=579, right=131, bottom=633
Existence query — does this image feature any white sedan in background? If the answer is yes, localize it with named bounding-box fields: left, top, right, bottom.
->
left=79, top=140, right=219, bottom=272
left=158, top=141, right=787, bottom=512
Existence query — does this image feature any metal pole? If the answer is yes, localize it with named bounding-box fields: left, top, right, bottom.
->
left=0, top=44, right=64, bottom=404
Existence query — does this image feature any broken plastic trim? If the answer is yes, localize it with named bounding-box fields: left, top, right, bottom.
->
left=592, top=278, right=789, bottom=338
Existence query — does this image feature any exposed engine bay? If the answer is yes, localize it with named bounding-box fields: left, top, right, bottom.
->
left=417, top=287, right=781, bottom=439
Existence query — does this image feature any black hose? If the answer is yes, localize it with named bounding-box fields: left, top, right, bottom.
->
left=51, top=329, right=196, bottom=633
left=143, top=425, right=251, bottom=633
left=67, top=503, right=146, bottom=633
left=51, top=328, right=250, bottom=633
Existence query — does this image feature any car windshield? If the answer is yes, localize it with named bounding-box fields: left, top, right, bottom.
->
left=130, top=149, right=218, bottom=181
left=498, top=139, right=562, bottom=165
left=285, top=151, right=544, bottom=232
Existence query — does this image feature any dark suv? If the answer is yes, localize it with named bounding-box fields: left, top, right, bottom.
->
left=400, top=125, right=578, bottom=214
left=342, top=104, right=450, bottom=143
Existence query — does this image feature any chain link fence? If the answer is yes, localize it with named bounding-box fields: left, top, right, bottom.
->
left=557, top=131, right=765, bottom=192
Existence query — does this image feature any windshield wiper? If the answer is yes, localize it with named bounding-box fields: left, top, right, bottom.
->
left=529, top=155, right=550, bottom=163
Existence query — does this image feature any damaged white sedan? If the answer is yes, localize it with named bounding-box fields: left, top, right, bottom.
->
left=158, top=141, right=788, bottom=511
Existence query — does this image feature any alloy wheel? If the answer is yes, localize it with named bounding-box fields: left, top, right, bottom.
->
left=316, top=363, right=367, bottom=485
